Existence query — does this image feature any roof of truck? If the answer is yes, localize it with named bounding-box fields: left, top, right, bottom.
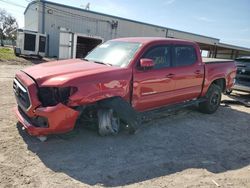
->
left=112, top=37, right=195, bottom=45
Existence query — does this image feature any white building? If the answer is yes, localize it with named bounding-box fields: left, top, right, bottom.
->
left=24, top=0, right=250, bottom=59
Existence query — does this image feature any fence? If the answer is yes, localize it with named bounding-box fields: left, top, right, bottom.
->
left=1, top=40, right=16, bottom=46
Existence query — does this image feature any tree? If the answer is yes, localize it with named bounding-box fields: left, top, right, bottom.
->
left=0, top=9, right=18, bottom=46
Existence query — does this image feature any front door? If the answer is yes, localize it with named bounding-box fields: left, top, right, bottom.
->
left=132, top=45, right=176, bottom=111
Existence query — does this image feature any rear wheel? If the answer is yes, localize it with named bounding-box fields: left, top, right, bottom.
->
left=199, top=84, right=221, bottom=114
left=97, top=108, right=120, bottom=136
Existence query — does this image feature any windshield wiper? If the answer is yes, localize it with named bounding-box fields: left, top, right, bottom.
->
left=96, top=61, right=113, bottom=66
left=82, top=58, right=112, bottom=66
left=91, top=61, right=112, bottom=66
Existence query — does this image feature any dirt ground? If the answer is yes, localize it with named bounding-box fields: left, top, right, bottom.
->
left=0, top=61, right=250, bottom=188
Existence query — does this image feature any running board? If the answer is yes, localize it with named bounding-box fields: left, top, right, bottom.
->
left=141, top=98, right=206, bottom=118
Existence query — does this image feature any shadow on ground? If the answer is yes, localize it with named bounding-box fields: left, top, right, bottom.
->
left=22, top=56, right=52, bottom=64
left=222, top=91, right=250, bottom=107
left=17, top=104, right=250, bottom=187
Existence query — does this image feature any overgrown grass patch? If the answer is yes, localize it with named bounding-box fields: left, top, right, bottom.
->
left=0, top=47, right=34, bottom=65
left=0, top=47, right=18, bottom=61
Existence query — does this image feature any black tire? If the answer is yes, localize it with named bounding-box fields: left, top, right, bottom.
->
left=199, top=84, right=222, bottom=114
left=98, top=97, right=140, bottom=134
left=97, top=108, right=120, bottom=136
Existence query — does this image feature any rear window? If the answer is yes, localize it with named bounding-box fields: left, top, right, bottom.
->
left=173, top=45, right=197, bottom=66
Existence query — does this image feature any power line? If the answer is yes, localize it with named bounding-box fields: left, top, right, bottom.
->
left=2, top=0, right=113, bottom=24
left=2, top=0, right=112, bottom=24
left=3, top=0, right=114, bottom=29
left=0, top=0, right=26, bottom=8
left=31, top=1, right=111, bottom=23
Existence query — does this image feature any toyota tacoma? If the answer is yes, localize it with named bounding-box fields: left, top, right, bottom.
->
left=13, top=37, right=236, bottom=141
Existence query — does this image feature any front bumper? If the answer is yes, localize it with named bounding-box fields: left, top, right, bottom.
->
left=14, top=71, right=79, bottom=136
left=15, top=103, right=79, bottom=136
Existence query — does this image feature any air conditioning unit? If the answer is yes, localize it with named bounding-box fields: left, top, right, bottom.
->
left=14, top=29, right=46, bottom=59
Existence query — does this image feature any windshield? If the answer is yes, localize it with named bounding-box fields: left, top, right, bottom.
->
left=84, top=41, right=142, bottom=67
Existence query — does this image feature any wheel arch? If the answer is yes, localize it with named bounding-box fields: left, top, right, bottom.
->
left=96, top=96, right=139, bottom=126
left=201, top=77, right=226, bottom=97
left=211, top=78, right=226, bottom=92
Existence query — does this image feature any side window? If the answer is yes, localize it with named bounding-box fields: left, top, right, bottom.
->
left=174, top=45, right=197, bottom=66
left=143, top=46, right=171, bottom=69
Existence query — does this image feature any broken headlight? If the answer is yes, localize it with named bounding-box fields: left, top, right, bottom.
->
left=38, top=87, right=77, bottom=107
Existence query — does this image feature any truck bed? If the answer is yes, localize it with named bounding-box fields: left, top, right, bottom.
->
left=202, top=57, right=234, bottom=64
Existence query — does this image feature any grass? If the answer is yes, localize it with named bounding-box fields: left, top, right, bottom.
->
left=0, top=47, right=34, bottom=65
left=0, top=47, right=51, bottom=65
left=0, top=47, right=18, bottom=61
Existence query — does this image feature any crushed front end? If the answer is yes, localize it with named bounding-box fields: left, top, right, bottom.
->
left=13, top=71, right=79, bottom=136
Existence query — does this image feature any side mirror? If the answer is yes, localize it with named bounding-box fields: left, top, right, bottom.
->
left=140, top=58, right=154, bottom=69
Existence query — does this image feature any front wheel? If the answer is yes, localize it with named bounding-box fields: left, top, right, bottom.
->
left=97, top=108, right=120, bottom=136
left=198, top=84, right=222, bottom=114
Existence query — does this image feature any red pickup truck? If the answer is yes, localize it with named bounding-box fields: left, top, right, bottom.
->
left=13, top=37, right=236, bottom=140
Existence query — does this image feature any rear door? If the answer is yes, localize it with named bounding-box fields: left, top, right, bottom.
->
left=132, top=44, right=176, bottom=111
left=171, top=44, right=204, bottom=101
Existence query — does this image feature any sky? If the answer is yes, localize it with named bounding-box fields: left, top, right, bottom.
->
left=1, top=0, right=250, bottom=48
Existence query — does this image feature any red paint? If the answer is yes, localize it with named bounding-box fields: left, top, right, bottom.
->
left=140, top=58, right=154, bottom=68
left=15, top=104, right=79, bottom=136
left=15, top=71, right=41, bottom=117
left=14, top=37, right=236, bottom=136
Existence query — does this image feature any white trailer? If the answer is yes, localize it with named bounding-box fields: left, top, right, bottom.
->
left=15, top=29, right=46, bottom=58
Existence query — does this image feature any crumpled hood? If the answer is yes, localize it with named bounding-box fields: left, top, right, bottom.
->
left=22, top=59, right=122, bottom=86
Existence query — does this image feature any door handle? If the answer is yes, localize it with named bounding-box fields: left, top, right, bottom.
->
left=165, top=73, right=175, bottom=78
left=194, top=70, right=201, bottom=74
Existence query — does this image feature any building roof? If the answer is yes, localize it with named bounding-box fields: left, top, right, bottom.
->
left=218, top=42, right=250, bottom=52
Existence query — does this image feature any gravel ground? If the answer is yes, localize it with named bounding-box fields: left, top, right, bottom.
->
left=0, top=62, right=250, bottom=188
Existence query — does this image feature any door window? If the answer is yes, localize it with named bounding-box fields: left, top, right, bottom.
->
left=173, top=45, right=197, bottom=66
left=142, top=46, right=171, bottom=69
